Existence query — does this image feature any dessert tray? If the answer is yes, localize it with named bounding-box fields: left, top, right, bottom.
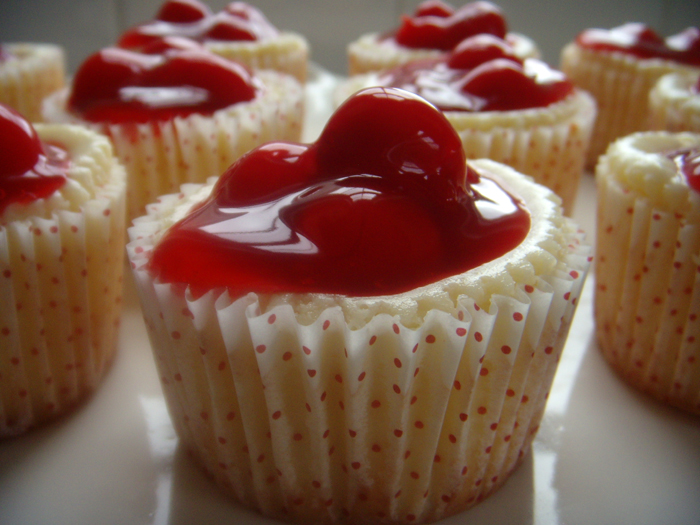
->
left=1, top=66, right=698, bottom=525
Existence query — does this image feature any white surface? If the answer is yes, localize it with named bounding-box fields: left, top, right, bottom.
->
left=1, top=70, right=700, bottom=525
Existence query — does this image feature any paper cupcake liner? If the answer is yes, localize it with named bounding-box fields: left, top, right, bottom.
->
left=347, top=32, right=539, bottom=76
left=205, top=33, right=310, bottom=83
left=127, top=169, right=590, bottom=523
left=595, top=133, right=700, bottom=415
left=648, top=72, right=700, bottom=133
left=42, top=70, right=304, bottom=221
left=560, top=43, right=700, bottom=169
left=0, top=178, right=126, bottom=437
left=0, top=43, right=65, bottom=122
left=335, top=77, right=595, bottom=215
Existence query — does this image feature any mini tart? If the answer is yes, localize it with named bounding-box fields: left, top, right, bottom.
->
left=42, top=70, right=304, bottom=221
left=336, top=73, right=596, bottom=215
left=0, top=124, right=126, bottom=436
left=127, top=159, right=590, bottom=524
left=595, top=132, right=700, bottom=415
left=560, top=42, right=700, bottom=169
left=205, top=32, right=309, bottom=83
left=648, top=72, right=700, bottom=132
left=348, top=32, right=539, bottom=75
left=0, top=43, right=65, bottom=122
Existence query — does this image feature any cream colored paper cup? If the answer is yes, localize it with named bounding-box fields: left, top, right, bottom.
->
left=0, top=124, right=126, bottom=436
left=127, top=159, right=590, bottom=523
left=595, top=131, right=700, bottom=415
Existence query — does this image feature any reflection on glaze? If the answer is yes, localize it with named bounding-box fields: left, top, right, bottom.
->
left=667, top=148, right=700, bottom=192
left=67, top=43, right=260, bottom=124
left=149, top=87, right=530, bottom=298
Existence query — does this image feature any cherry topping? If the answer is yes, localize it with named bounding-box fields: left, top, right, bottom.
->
left=0, top=104, right=68, bottom=214
left=156, top=0, right=209, bottom=23
left=118, top=0, right=279, bottom=50
left=390, top=1, right=507, bottom=51
left=667, top=148, right=700, bottom=193
left=380, top=38, right=573, bottom=112
left=577, top=23, right=700, bottom=66
left=148, top=88, right=530, bottom=298
left=67, top=46, right=259, bottom=124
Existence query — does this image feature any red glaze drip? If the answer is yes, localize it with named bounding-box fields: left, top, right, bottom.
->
left=386, top=1, right=507, bottom=51
left=379, top=35, right=574, bottom=112
left=0, top=104, right=69, bottom=214
left=577, top=23, right=700, bottom=66
left=667, top=148, right=700, bottom=193
left=148, top=88, right=531, bottom=298
left=118, top=0, right=279, bottom=51
left=67, top=45, right=259, bottom=124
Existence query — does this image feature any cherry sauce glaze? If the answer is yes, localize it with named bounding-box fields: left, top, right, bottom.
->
left=378, top=34, right=574, bottom=111
left=0, top=103, right=69, bottom=214
left=67, top=38, right=259, bottom=124
left=667, top=148, right=700, bottom=193
left=382, top=0, right=507, bottom=51
left=118, top=0, right=279, bottom=51
left=148, top=88, right=531, bottom=298
left=577, top=23, right=700, bottom=66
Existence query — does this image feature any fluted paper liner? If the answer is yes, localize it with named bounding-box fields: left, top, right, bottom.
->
left=0, top=125, right=126, bottom=436
left=560, top=42, right=700, bottom=169
left=42, top=70, right=304, bottom=221
left=0, top=43, right=65, bottom=122
left=347, top=33, right=540, bottom=76
left=127, top=159, right=590, bottom=523
left=205, top=32, right=309, bottom=83
left=595, top=132, right=700, bottom=415
left=335, top=76, right=595, bottom=215
left=648, top=72, right=700, bottom=133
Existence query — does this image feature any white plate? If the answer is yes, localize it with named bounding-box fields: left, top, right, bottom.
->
left=1, top=68, right=699, bottom=525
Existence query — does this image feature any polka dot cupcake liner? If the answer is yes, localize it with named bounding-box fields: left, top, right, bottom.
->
left=595, top=132, right=700, bottom=415
left=335, top=78, right=596, bottom=215
left=648, top=71, right=700, bottom=133
left=0, top=126, right=126, bottom=437
left=347, top=32, right=540, bottom=76
left=127, top=160, right=591, bottom=524
left=205, top=32, right=310, bottom=83
left=0, top=43, right=66, bottom=123
left=560, top=43, right=700, bottom=170
left=42, top=70, right=304, bottom=221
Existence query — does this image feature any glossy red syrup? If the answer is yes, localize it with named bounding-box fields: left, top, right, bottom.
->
left=118, top=0, right=278, bottom=51
left=386, top=0, right=507, bottom=51
left=148, top=88, right=531, bottom=298
left=67, top=45, right=259, bottom=124
left=0, top=104, right=69, bottom=214
left=379, top=35, right=574, bottom=112
left=667, top=148, right=700, bottom=193
left=577, top=23, right=700, bottom=66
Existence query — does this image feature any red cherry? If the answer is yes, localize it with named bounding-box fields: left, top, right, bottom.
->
left=316, top=87, right=467, bottom=198
left=448, top=34, right=520, bottom=69
left=205, top=17, right=257, bottom=41
left=0, top=104, right=43, bottom=178
left=156, top=0, right=209, bottom=23
left=414, top=0, right=454, bottom=18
